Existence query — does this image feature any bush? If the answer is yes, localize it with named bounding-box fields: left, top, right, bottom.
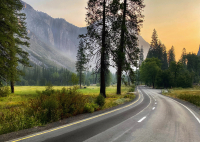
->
left=95, top=94, right=105, bottom=107
left=114, top=98, right=126, bottom=105
left=84, top=103, right=99, bottom=113
left=0, top=86, right=10, bottom=97
left=27, top=86, right=87, bottom=124
left=39, top=83, right=55, bottom=96
left=128, top=85, right=135, bottom=92
left=124, top=94, right=135, bottom=99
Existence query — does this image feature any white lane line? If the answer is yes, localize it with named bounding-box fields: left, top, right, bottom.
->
left=155, top=102, right=157, bottom=104
left=152, top=107, right=155, bottom=110
left=149, top=90, right=200, bottom=124
left=155, top=99, right=156, bottom=101
left=138, top=116, right=147, bottom=122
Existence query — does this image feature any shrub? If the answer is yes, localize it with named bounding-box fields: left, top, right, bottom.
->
left=124, top=94, right=135, bottom=99
left=128, top=85, right=135, bottom=92
left=95, top=94, right=105, bottom=107
left=0, top=108, right=41, bottom=135
left=128, top=87, right=135, bottom=92
left=41, top=83, right=55, bottom=96
left=114, top=98, right=126, bottom=105
left=0, top=86, right=10, bottom=97
left=84, top=103, right=99, bottom=113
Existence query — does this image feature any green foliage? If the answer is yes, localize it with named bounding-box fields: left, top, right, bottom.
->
left=95, top=94, right=105, bottom=107
left=0, top=85, right=134, bottom=135
left=84, top=103, right=99, bottom=113
left=71, top=73, right=79, bottom=85
left=0, top=107, right=41, bottom=135
left=140, top=58, right=161, bottom=88
left=76, top=39, right=88, bottom=88
left=0, top=86, right=88, bottom=135
left=0, top=0, right=30, bottom=93
left=114, top=98, right=126, bottom=105
left=128, top=87, right=135, bottom=92
left=147, top=29, right=168, bottom=70
left=124, top=94, right=135, bottom=99
left=0, top=86, right=10, bottom=97
left=39, top=83, right=55, bottom=96
left=168, top=46, right=176, bottom=65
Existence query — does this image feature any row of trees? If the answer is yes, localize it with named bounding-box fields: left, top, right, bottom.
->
left=76, top=0, right=145, bottom=97
left=16, top=65, right=117, bottom=87
left=139, top=29, right=199, bottom=88
left=0, top=0, right=30, bottom=93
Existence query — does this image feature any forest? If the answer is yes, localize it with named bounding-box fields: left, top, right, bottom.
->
left=15, top=65, right=117, bottom=87
left=138, top=29, right=200, bottom=88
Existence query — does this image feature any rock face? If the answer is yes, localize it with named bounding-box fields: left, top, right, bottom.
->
left=21, top=1, right=150, bottom=70
left=22, top=2, right=86, bottom=61
left=197, top=45, right=200, bottom=56
left=138, top=35, right=150, bottom=59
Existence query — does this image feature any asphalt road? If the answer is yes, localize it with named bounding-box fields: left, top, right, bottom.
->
left=10, top=86, right=200, bottom=142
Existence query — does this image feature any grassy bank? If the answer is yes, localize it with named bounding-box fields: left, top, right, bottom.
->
left=162, top=86, right=200, bottom=107
left=0, top=85, right=135, bottom=135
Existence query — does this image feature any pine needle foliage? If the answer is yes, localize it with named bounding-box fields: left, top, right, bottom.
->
left=0, top=0, right=30, bottom=93
left=76, top=39, right=88, bottom=88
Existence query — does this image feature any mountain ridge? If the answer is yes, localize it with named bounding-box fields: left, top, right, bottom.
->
left=21, top=1, right=150, bottom=71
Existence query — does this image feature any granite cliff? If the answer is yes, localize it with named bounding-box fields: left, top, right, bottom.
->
left=21, top=1, right=150, bottom=71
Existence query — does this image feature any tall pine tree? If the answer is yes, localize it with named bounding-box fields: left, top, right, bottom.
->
left=76, top=39, right=87, bottom=89
left=82, top=0, right=114, bottom=97
left=115, top=0, right=145, bottom=94
left=0, top=0, right=30, bottom=92
left=168, top=46, right=176, bottom=65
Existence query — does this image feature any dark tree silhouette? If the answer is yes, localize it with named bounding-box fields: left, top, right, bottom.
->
left=76, top=39, right=88, bottom=89
left=115, top=0, right=145, bottom=94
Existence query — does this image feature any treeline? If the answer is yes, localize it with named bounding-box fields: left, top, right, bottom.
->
left=16, top=65, right=117, bottom=86
left=138, top=29, right=199, bottom=88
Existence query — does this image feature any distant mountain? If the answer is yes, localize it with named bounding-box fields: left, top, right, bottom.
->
left=138, top=35, right=150, bottom=59
left=197, top=45, right=200, bottom=56
left=21, top=1, right=150, bottom=71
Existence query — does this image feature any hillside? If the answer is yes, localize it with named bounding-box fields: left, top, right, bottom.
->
left=20, top=1, right=150, bottom=71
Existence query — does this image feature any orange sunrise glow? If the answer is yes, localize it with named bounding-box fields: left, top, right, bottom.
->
left=23, top=0, right=200, bottom=60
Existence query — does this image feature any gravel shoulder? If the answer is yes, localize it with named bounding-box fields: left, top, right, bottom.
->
left=0, top=92, right=139, bottom=142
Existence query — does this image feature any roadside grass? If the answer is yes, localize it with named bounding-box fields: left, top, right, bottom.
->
left=0, top=86, right=131, bottom=111
left=0, top=85, right=135, bottom=135
left=162, top=86, right=200, bottom=107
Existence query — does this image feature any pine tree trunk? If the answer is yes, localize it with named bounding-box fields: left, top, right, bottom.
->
left=117, top=68, right=122, bottom=94
left=128, top=76, right=130, bottom=86
left=117, top=0, right=127, bottom=94
left=100, top=0, right=106, bottom=98
left=80, top=72, right=82, bottom=89
left=10, top=81, right=14, bottom=93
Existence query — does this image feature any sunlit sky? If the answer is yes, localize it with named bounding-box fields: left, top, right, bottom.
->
left=23, top=0, right=200, bottom=60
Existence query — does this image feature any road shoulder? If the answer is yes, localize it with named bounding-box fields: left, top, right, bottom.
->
left=160, top=92, right=200, bottom=118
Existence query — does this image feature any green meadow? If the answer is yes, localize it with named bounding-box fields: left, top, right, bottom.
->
left=0, top=85, right=133, bottom=112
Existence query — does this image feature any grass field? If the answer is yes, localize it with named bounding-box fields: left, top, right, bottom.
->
left=163, top=86, right=200, bottom=107
left=0, top=85, right=132, bottom=111
left=0, top=85, right=135, bottom=135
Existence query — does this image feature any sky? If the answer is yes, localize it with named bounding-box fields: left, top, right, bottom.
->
left=23, top=0, right=200, bottom=60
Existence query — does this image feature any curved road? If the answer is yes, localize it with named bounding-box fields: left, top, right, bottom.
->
left=10, top=86, right=200, bottom=142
